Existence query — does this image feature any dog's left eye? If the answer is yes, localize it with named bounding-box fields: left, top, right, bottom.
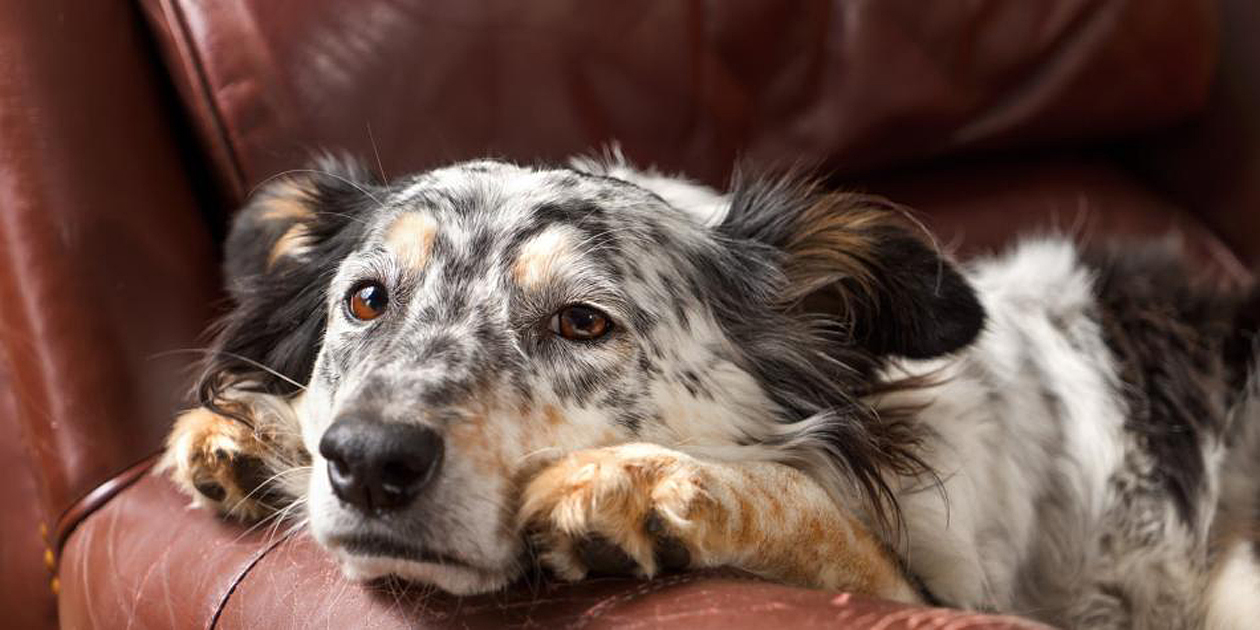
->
left=347, top=281, right=389, bottom=321
left=550, top=304, right=612, bottom=341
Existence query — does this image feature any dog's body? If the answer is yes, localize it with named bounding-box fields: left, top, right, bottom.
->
left=163, top=155, right=1260, bottom=628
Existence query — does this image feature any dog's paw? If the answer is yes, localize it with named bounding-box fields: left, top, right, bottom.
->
left=159, top=407, right=280, bottom=520
left=520, top=443, right=718, bottom=581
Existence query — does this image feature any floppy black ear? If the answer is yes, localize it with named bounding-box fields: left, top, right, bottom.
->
left=805, top=222, right=986, bottom=360
left=199, top=156, right=379, bottom=410
left=721, top=177, right=984, bottom=360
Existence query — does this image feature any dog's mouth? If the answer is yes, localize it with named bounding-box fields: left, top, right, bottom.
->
left=322, top=533, right=515, bottom=594
left=328, top=534, right=475, bottom=569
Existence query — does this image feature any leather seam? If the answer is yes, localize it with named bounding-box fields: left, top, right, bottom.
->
left=208, top=530, right=298, bottom=630
left=157, top=0, right=248, bottom=201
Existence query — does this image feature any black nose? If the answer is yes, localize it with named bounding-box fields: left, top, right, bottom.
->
left=318, top=416, right=444, bottom=514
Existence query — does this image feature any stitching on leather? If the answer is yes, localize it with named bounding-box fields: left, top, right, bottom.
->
left=157, top=0, right=248, bottom=201
left=208, top=530, right=297, bottom=630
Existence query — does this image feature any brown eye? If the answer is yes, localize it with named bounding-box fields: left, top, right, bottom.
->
left=550, top=304, right=612, bottom=341
left=347, top=282, right=388, bottom=321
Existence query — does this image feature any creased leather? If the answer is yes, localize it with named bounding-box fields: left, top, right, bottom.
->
left=866, top=154, right=1249, bottom=282
left=0, top=367, right=57, bottom=630
left=58, top=474, right=300, bottom=630
left=1127, top=0, right=1260, bottom=267
left=0, top=0, right=220, bottom=626
left=64, top=475, right=1051, bottom=630
left=138, top=0, right=1216, bottom=199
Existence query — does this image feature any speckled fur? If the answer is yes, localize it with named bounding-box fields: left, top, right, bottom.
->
left=164, top=153, right=1259, bottom=627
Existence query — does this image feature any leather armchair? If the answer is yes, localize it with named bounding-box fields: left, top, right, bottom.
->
left=2, top=1, right=1255, bottom=628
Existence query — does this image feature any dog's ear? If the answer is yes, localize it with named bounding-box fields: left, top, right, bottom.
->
left=199, top=156, right=379, bottom=409
left=223, top=156, right=378, bottom=292
left=720, top=177, right=984, bottom=360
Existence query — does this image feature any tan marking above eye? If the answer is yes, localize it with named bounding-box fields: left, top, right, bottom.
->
left=513, top=226, right=579, bottom=289
left=385, top=213, right=439, bottom=270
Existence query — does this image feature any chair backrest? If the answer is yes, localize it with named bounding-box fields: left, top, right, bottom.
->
left=143, top=0, right=1217, bottom=204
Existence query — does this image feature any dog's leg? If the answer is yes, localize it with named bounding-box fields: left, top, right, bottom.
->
left=520, top=443, right=920, bottom=603
left=159, top=394, right=309, bottom=521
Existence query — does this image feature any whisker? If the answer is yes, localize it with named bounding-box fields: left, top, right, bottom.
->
left=249, top=168, right=387, bottom=211
left=235, top=468, right=311, bottom=509
left=311, top=208, right=373, bottom=227
left=147, top=347, right=308, bottom=391
left=257, top=465, right=312, bottom=489
left=219, top=353, right=307, bottom=391
left=230, top=508, right=286, bottom=541
left=366, top=123, right=388, bottom=183
left=264, top=498, right=309, bottom=543
left=232, top=495, right=309, bottom=543
left=148, top=347, right=217, bottom=360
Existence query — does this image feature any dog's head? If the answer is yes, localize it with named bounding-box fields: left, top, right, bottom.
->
left=200, top=155, right=983, bottom=593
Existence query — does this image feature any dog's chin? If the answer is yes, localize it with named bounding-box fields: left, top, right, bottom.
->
left=330, top=547, right=515, bottom=595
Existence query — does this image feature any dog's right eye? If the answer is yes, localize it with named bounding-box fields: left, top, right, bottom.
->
left=347, top=281, right=388, bottom=321
left=550, top=304, right=612, bottom=341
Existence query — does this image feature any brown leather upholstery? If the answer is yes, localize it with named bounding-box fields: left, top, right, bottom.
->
left=1132, top=0, right=1260, bottom=266
left=1, top=0, right=1255, bottom=628
left=0, top=0, right=219, bottom=627
left=138, top=0, right=1217, bottom=199
left=0, top=367, right=55, bottom=630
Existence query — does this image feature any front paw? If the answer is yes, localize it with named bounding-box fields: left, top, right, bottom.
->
left=159, top=407, right=280, bottom=520
left=520, top=444, right=716, bottom=581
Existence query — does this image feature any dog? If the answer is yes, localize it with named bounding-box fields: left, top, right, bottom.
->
left=161, top=152, right=1260, bottom=628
